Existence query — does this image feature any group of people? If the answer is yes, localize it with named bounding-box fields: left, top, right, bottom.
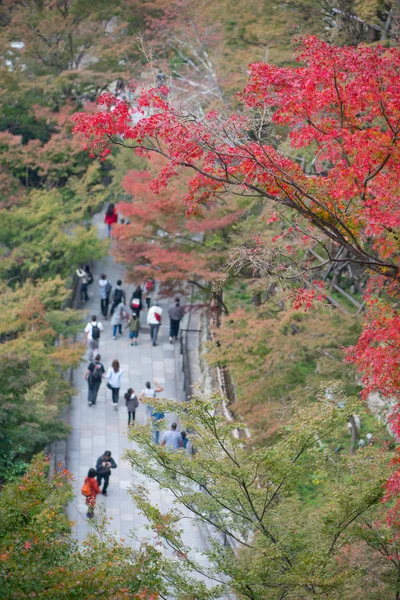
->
left=80, top=202, right=189, bottom=519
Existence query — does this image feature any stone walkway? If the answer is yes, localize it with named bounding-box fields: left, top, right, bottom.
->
left=66, top=214, right=210, bottom=568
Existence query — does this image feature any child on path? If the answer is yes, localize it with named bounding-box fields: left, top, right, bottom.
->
left=128, top=311, right=140, bottom=345
left=82, top=468, right=101, bottom=519
left=106, top=359, right=123, bottom=409
left=125, top=388, right=139, bottom=426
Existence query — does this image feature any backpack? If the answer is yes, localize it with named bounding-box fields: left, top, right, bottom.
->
left=87, top=273, right=93, bottom=285
left=91, top=323, right=100, bottom=340
left=146, top=279, right=154, bottom=291
left=114, top=288, right=124, bottom=304
left=91, top=363, right=103, bottom=381
left=81, top=481, right=92, bottom=496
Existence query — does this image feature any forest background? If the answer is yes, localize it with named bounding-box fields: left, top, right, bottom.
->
left=0, top=1, right=399, bottom=599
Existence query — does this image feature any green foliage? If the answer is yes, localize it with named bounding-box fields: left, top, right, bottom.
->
left=125, top=388, right=399, bottom=599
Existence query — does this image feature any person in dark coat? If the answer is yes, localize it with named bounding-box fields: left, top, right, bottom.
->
left=125, top=388, right=139, bottom=426
left=96, top=451, right=117, bottom=496
left=130, top=285, right=143, bottom=315
left=168, top=297, right=184, bottom=342
left=84, top=354, right=105, bottom=406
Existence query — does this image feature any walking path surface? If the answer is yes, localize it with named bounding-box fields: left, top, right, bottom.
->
left=67, top=214, right=209, bottom=568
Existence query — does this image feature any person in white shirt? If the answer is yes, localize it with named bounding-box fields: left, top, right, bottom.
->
left=106, top=359, right=124, bottom=409
left=99, top=274, right=111, bottom=318
left=84, top=315, right=104, bottom=361
left=147, top=300, right=162, bottom=346
left=139, top=380, right=163, bottom=420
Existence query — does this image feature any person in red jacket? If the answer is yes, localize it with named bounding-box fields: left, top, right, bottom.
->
left=104, top=203, right=118, bottom=237
left=82, top=468, right=101, bottom=519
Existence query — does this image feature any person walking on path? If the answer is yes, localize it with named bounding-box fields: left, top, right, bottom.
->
left=168, top=297, right=184, bottom=343
left=111, top=300, right=128, bottom=339
left=147, top=300, right=162, bottom=346
left=76, top=266, right=89, bottom=303
left=139, top=380, right=163, bottom=421
left=110, top=280, right=126, bottom=316
left=96, top=451, right=117, bottom=496
left=99, top=274, right=112, bottom=318
left=106, top=359, right=123, bottom=409
left=82, top=468, right=101, bottom=519
left=151, top=407, right=165, bottom=444
left=125, top=388, right=139, bottom=426
left=104, top=203, right=118, bottom=238
left=128, top=311, right=140, bottom=345
left=130, top=285, right=143, bottom=316
left=85, top=354, right=105, bottom=406
left=84, top=315, right=104, bottom=361
left=144, top=278, right=155, bottom=309
left=161, top=423, right=184, bottom=450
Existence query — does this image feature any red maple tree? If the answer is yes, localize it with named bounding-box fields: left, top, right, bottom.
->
left=111, top=154, right=243, bottom=299
left=74, top=35, right=400, bottom=503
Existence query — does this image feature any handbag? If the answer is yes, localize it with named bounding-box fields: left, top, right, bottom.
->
left=106, top=382, right=113, bottom=390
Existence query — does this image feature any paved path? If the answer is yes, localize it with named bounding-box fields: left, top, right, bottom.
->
left=67, top=214, right=209, bottom=568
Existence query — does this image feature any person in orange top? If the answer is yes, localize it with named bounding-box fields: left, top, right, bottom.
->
left=82, top=468, right=101, bottom=519
left=104, top=203, right=118, bottom=237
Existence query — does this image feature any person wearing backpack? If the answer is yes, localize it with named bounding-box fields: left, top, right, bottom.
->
left=85, top=354, right=105, bottom=406
left=111, top=301, right=128, bottom=339
left=110, top=280, right=125, bottom=316
left=144, top=278, right=155, bottom=309
left=99, top=273, right=112, bottom=318
left=127, top=311, right=140, bottom=345
left=84, top=315, right=104, bottom=361
left=124, top=388, right=139, bottom=426
left=81, top=468, right=101, bottom=518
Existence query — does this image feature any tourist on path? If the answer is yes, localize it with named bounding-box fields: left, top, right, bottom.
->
left=85, top=354, right=105, bottom=406
left=144, top=277, right=155, bottom=309
left=110, top=279, right=126, bottom=316
left=84, top=315, right=104, bottom=361
left=147, top=300, right=162, bottom=346
left=125, top=388, right=139, bottom=426
left=168, top=297, right=184, bottom=343
left=104, top=203, right=118, bottom=237
left=128, top=311, right=140, bottom=345
left=99, top=274, right=112, bottom=318
left=130, top=285, right=143, bottom=315
left=106, top=359, right=123, bottom=408
left=111, top=300, right=128, bottom=339
left=76, top=266, right=89, bottom=303
left=82, top=468, right=101, bottom=519
left=96, top=451, right=117, bottom=496
left=139, top=380, right=163, bottom=420
left=161, top=423, right=184, bottom=450
left=151, top=407, right=165, bottom=444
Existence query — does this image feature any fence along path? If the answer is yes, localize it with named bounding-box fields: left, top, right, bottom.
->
left=66, top=213, right=210, bottom=573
